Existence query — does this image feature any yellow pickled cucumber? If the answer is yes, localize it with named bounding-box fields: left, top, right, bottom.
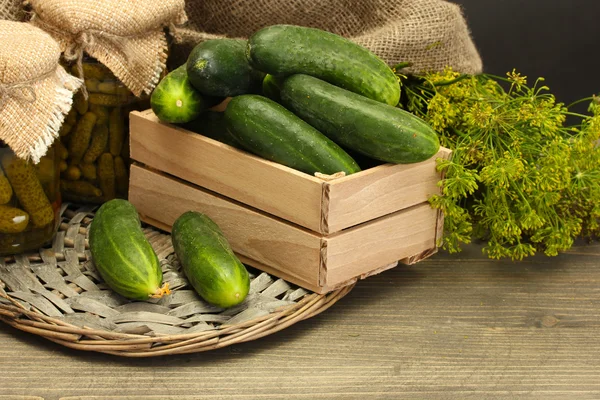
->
left=89, top=93, right=129, bottom=107
left=0, top=169, right=13, bottom=204
left=114, top=156, right=128, bottom=195
left=116, top=85, right=131, bottom=96
left=85, top=78, right=101, bottom=92
left=66, top=108, right=78, bottom=126
left=0, top=205, right=29, bottom=233
left=74, top=63, right=109, bottom=80
left=69, top=111, right=97, bottom=164
left=97, top=81, right=117, bottom=94
left=109, top=108, right=124, bottom=156
left=74, top=91, right=89, bottom=115
left=35, top=156, right=55, bottom=186
left=98, top=153, right=115, bottom=200
left=58, top=122, right=72, bottom=137
left=56, top=140, right=69, bottom=160
left=59, top=160, right=68, bottom=172
left=83, top=123, right=109, bottom=164
left=1, top=154, right=54, bottom=228
left=89, top=104, right=110, bottom=125
left=96, top=81, right=131, bottom=96
left=64, top=165, right=81, bottom=181
left=61, top=180, right=102, bottom=198
left=80, top=163, right=97, bottom=181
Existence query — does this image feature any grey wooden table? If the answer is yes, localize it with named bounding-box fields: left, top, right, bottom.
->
left=1, top=241, right=599, bottom=400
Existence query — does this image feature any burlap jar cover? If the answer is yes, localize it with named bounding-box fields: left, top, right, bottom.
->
left=0, top=20, right=82, bottom=163
left=175, top=0, right=482, bottom=75
left=0, top=0, right=24, bottom=22
left=26, top=0, right=188, bottom=98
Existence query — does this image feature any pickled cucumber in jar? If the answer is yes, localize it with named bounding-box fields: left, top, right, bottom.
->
left=58, top=57, right=145, bottom=204
left=0, top=141, right=60, bottom=255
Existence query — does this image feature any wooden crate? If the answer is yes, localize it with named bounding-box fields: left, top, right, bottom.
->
left=128, top=109, right=451, bottom=293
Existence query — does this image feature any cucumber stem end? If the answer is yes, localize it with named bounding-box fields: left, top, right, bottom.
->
left=150, top=282, right=171, bottom=299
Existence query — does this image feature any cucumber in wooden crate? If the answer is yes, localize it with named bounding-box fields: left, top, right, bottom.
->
left=280, top=74, right=440, bottom=164
left=187, top=39, right=265, bottom=97
left=247, top=24, right=400, bottom=106
left=181, top=111, right=240, bottom=148
left=151, top=65, right=221, bottom=124
left=224, top=94, right=361, bottom=176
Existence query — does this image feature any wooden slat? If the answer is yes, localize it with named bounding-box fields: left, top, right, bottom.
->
left=128, top=164, right=322, bottom=287
left=324, top=203, right=438, bottom=288
left=325, top=147, right=451, bottom=233
left=129, top=110, right=324, bottom=232
left=236, top=254, right=322, bottom=294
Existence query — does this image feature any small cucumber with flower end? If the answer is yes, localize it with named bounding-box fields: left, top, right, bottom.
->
left=151, top=65, right=221, bottom=124
left=172, top=211, right=250, bottom=308
left=89, top=199, right=170, bottom=301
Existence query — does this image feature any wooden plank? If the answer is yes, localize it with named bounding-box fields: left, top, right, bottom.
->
left=128, top=164, right=322, bottom=287
left=324, top=203, right=438, bottom=288
left=236, top=254, right=322, bottom=294
left=129, top=110, right=324, bottom=232
left=325, top=147, right=451, bottom=233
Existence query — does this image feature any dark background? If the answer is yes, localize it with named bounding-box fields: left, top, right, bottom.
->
left=454, top=0, right=599, bottom=106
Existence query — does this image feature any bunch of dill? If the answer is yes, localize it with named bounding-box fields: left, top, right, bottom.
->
left=398, top=67, right=600, bottom=260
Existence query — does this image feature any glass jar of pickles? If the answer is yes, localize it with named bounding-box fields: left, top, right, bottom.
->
left=0, top=141, right=61, bottom=255
left=58, top=57, right=148, bottom=204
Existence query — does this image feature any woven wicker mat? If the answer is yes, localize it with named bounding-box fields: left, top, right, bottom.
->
left=0, top=203, right=353, bottom=357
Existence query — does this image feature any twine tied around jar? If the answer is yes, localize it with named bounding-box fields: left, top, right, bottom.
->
left=0, top=68, right=57, bottom=112
left=0, top=83, right=37, bottom=112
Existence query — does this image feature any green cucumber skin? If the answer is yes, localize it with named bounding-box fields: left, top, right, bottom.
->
left=187, top=39, right=265, bottom=97
left=280, top=74, right=441, bottom=164
left=151, top=65, right=218, bottom=124
left=262, top=74, right=283, bottom=103
left=182, top=111, right=241, bottom=148
left=247, top=25, right=400, bottom=106
left=224, top=95, right=361, bottom=175
left=89, top=199, right=163, bottom=301
left=171, top=211, right=250, bottom=308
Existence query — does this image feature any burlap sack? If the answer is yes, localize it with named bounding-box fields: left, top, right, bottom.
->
left=27, top=0, right=188, bottom=97
left=0, top=0, right=24, bottom=22
left=0, top=21, right=82, bottom=163
left=175, top=0, right=482, bottom=75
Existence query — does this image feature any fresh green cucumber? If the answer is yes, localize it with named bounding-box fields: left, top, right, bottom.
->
left=224, top=95, right=361, bottom=175
left=261, top=74, right=283, bottom=102
left=280, top=74, right=440, bottom=164
left=89, top=199, right=169, bottom=301
left=151, top=65, right=220, bottom=124
left=247, top=25, right=400, bottom=106
left=171, top=211, right=249, bottom=308
left=187, top=39, right=265, bottom=97
left=182, top=111, right=241, bottom=148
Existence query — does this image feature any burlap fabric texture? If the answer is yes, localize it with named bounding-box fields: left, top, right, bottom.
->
left=0, top=21, right=82, bottom=163
left=0, top=0, right=24, bottom=22
left=174, top=0, right=482, bottom=75
left=27, top=0, right=188, bottom=97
